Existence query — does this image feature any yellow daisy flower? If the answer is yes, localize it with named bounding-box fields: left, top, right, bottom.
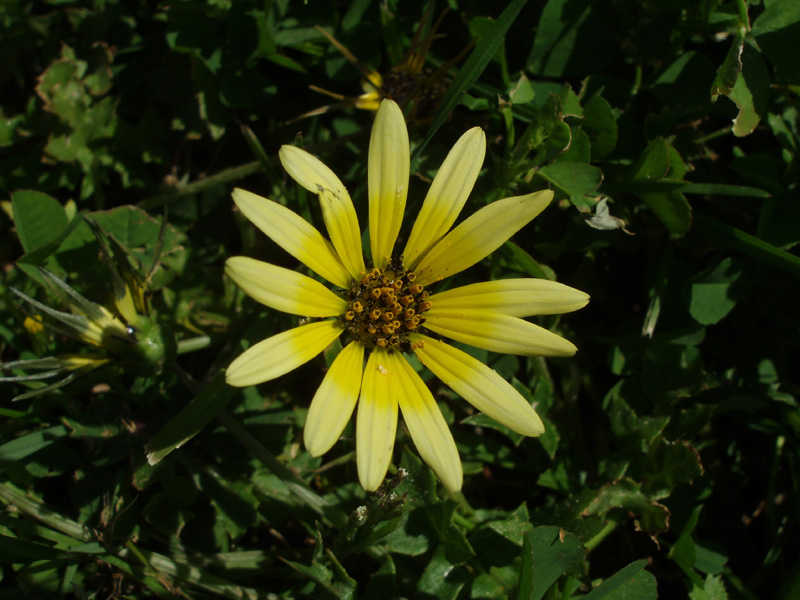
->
left=226, top=99, right=589, bottom=493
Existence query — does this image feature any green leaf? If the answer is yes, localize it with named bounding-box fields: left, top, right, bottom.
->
left=752, top=0, right=800, bottom=83
left=711, top=31, right=744, bottom=100
left=145, top=371, right=235, bottom=465
left=687, top=257, right=748, bottom=325
left=726, top=43, right=770, bottom=137
left=11, top=191, right=69, bottom=253
left=627, top=139, right=692, bottom=237
left=582, top=560, right=657, bottom=600
left=517, top=527, right=585, bottom=600
left=418, top=545, right=469, bottom=600
left=527, top=0, right=615, bottom=78
left=537, top=161, right=603, bottom=211
left=415, top=0, right=530, bottom=158
left=0, top=534, right=71, bottom=562
left=690, top=574, right=730, bottom=600
left=0, top=426, right=69, bottom=470
left=694, top=212, right=800, bottom=277
left=651, top=51, right=716, bottom=108
left=90, top=206, right=188, bottom=290
left=582, top=94, right=617, bottom=159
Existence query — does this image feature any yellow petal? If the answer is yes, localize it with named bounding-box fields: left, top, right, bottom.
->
left=410, top=334, right=544, bottom=437
left=232, top=188, right=352, bottom=288
left=414, top=190, right=553, bottom=286
left=428, top=279, right=590, bottom=317
left=403, top=127, right=486, bottom=269
left=393, top=353, right=462, bottom=493
left=279, top=146, right=366, bottom=280
left=226, top=320, right=343, bottom=387
left=357, top=347, right=399, bottom=491
left=425, top=309, right=577, bottom=357
left=226, top=257, right=347, bottom=317
left=304, top=342, right=364, bottom=457
left=369, top=100, right=409, bottom=270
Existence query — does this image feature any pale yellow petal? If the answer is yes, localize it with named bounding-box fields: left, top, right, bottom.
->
left=304, top=342, right=364, bottom=457
left=232, top=188, right=351, bottom=288
left=414, top=190, right=554, bottom=286
left=393, top=353, right=462, bottom=493
left=428, top=279, right=590, bottom=317
left=226, top=257, right=347, bottom=317
left=356, top=347, right=399, bottom=491
left=425, top=309, right=577, bottom=357
left=226, top=320, right=343, bottom=387
left=369, top=100, right=409, bottom=270
left=279, top=146, right=366, bottom=280
left=403, top=127, right=486, bottom=269
left=410, top=334, right=544, bottom=437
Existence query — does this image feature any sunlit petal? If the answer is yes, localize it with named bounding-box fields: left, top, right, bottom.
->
left=425, top=309, right=577, bottom=357
left=403, top=127, right=486, bottom=269
left=392, top=353, right=462, bottom=493
left=226, top=320, right=344, bottom=387
left=414, top=190, right=553, bottom=286
left=304, top=342, right=364, bottom=457
left=232, top=188, right=352, bottom=288
left=411, top=334, right=545, bottom=437
left=226, top=257, right=348, bottom=317
left=279, top=145, right=366, bottom=279
left=428, top=279, right=590, bottom=317
left=357, top=347, right=399, bottom=491
left=369, top=100, right=409, bottom=270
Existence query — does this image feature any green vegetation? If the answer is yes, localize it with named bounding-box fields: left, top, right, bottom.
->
left=1, top=0, right=799, bottom=598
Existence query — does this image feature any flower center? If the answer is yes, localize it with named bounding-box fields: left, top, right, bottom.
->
left=343, top=258, right=431, bottom=351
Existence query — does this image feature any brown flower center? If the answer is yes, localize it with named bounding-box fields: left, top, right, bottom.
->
left=343, top=258, right=431, bottom=351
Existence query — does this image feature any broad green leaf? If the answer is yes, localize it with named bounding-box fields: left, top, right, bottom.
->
left=90, top=205, right=188, bottom=290
left=711, top=31, right=744, bottom=100
left=727, top=43, right=770, bottom=137
left=517, top=526, right=585, bottom=600
left=11, top=191, right=69, bottom=253
left=582, top=560, right=657, bottom=600
left=689, top=574, right=730, bottom=600
left=418, top=545, right=469, bottom=600
left=582, top=94, right=617, bottom=159
left=537, top=161, right=603, bottom=211
left=687, top=257, right=748, bottom=325
left=752, top=0, right=800, bottom=83
left=627, top=138, right=692, bottom=237
left=583, top=479, right=670, bottom=536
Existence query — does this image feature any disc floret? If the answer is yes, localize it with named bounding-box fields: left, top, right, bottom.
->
left=343, top=257, right=431, bottom=351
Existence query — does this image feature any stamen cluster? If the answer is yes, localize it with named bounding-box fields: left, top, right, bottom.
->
left=343, top=258, right=431, bottom=351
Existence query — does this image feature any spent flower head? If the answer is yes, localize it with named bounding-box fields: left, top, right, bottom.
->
left=226, top=99, right=589, bottom=493
left=297, top=8, right=470, bottom=125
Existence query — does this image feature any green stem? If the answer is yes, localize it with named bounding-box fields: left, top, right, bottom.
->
left=583, top=518, right=619, bottom=552
left=452, top=510, right=477, bottom=532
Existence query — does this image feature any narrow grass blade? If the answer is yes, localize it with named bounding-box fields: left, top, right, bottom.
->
left=694, top=212, right=800, bottom=277
left=414, top=0, right=530, bottom=158
left=0, top=425, right=68, bottom=469
left=145, top=370, right=236, bottom=465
